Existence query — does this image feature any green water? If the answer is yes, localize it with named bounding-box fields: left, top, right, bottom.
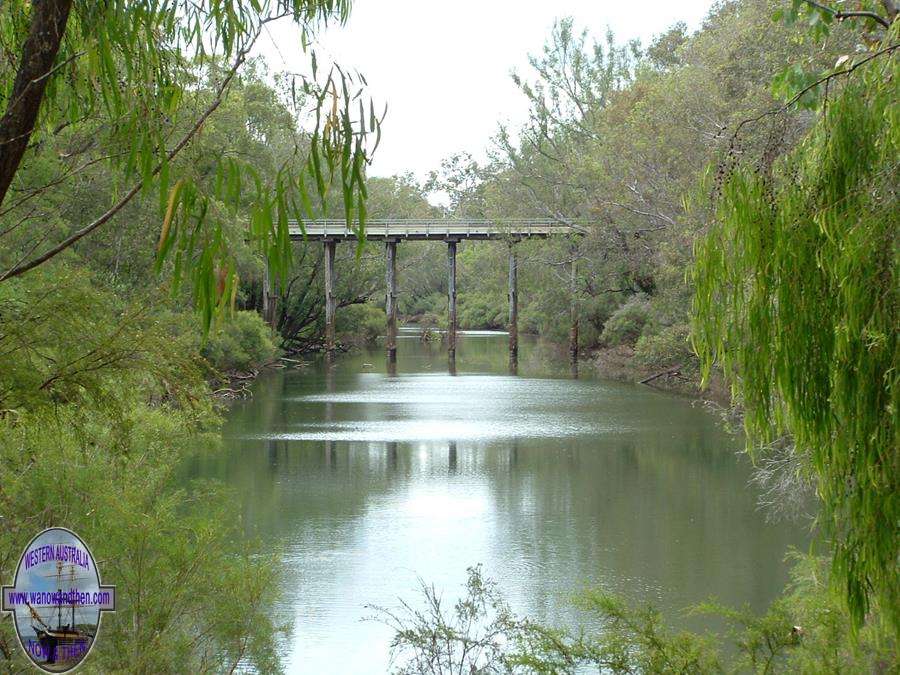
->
left=183, top=329, right=808, bottom=673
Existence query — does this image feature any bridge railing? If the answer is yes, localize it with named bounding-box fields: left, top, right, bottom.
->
left=287, top=218, right=587, bottom=238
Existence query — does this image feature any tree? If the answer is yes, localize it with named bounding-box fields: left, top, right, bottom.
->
left=424, top=1, right=857, bottom=367
left=693, top=6, right=898, bottom=631
left=0, top=0, right=380, bottom=329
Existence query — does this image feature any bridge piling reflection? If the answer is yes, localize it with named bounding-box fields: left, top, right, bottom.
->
left=449, top=441, right=458, bottom=473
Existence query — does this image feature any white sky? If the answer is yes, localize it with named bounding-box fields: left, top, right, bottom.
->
left=257, top=1, right=716, bottom=183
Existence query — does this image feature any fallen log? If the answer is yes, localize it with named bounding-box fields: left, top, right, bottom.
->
left=639, top=364, right=683, bottom=385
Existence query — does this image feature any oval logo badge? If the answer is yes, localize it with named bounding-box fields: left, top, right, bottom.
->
left=2, top=528, right=115, bottom=672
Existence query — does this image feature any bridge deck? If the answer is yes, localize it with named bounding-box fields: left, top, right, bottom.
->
left=289, top=218, right=586, bottom=241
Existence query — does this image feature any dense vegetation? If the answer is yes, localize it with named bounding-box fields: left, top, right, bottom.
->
left=0, top=268, right=285, bottom=671
left=0, top=0, right=896, bottom=671
left=695, top=6, right=898, bottom=636
left=0, top=0, right=367, bottom=670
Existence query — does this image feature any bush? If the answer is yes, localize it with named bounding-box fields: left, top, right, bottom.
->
left=202, top=310, right=277, bottom=372
left=0, top=404, right=285, bottom=674
left=401, top=291, right=445, bottom=319
left=373, top=559, right=897, bottom=674
left=336, top=303, right=386, bottom=344
left=580, top=294, right=618, bottom=347
left=601, top=295, right=651, bottom=347
left=458, top=292, right=504, bottom=329
left=633, top=323, right=696, bottom=371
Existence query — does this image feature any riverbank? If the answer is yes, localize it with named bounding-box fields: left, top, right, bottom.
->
left=589, top=344, right=732, bottom=405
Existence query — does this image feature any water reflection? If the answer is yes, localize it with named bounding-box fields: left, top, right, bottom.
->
left=182, top=329, right=809, bottom=673
left=448, top=441, right=457, bottom=473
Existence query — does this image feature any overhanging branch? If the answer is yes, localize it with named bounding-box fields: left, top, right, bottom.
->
left=0, top=46, right=251, bottom=283
left=0, top=0, right=74, bottom=208
left=801, top=0, right=892, bottom=28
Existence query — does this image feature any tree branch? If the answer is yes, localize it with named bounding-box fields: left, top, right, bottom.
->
left=0, top=47, right=250, bottom=282
left=639, top=365, right=683, bottom=385
left=730, top=42, right=899, bottom=144
left=0, top=151, right=125, bottom=220
left=801, top=0, right=892, bottom=27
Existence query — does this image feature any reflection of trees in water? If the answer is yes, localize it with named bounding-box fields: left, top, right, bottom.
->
left=481, top=430, right=807, bottom=630
left=179, top=334, right=809, bottom=636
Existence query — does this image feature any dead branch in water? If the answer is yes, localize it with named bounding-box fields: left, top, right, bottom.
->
left=639, top=364, right=683, bottom=385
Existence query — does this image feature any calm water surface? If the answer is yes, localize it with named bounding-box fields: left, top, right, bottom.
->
left=183, top=329, right=808, bottom=673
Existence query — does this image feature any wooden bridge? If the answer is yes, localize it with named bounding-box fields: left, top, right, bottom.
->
left=270, top=218, right=587, bottom=372
left=289, top=218, right=587, bottom=241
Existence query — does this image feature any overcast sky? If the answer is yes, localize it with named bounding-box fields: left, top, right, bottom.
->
left=257, top=1, right=716, bottom=183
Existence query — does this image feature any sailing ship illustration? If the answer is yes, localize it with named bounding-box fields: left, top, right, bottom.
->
left=23, top=561, right=94, bottom=668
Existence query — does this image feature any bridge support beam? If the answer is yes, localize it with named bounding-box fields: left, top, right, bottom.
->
left=569, top=255, right=578, bottom=374
left=324, top=239, right=337, bottom=360
left=447, top=239, right=458, bottom=366
left=261, top=256, right=278, bottom=329
left=508, top=242, right=518, bottom=373
left=385, top=239, right=398, bottom=364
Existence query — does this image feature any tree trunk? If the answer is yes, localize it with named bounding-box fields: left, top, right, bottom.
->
left=0, top=0, right=74, bottom=208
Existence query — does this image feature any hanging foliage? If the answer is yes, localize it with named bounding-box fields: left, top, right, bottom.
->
left=693, top=36, right=898, bottom=632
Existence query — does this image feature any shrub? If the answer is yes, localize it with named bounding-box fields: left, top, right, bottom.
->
left=336, top=303, right=386, bottom=344
left=458, top=293, right=504, bottom=329
left=202, top=310, right=276, bottom=372
left=0, top=404, right=285, bottom=673
left=600, top=295, right=650, bottom=347
left=401, top=291, right=444, bottom=318
left=581, top=294, right=618, bottom=347
left=633, top=323, right=696, bottom=372
left=373, top=559, right=897, bottom=674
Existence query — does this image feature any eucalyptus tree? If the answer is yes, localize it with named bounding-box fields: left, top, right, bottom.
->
left=693, top=1, right=898, bottom=632
left=434, top=1, right=859, bottom=361
left=0, top=0, right=380, bottom=330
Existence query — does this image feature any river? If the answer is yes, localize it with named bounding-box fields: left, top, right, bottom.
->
left=182, top=328, right=809, bottom=673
